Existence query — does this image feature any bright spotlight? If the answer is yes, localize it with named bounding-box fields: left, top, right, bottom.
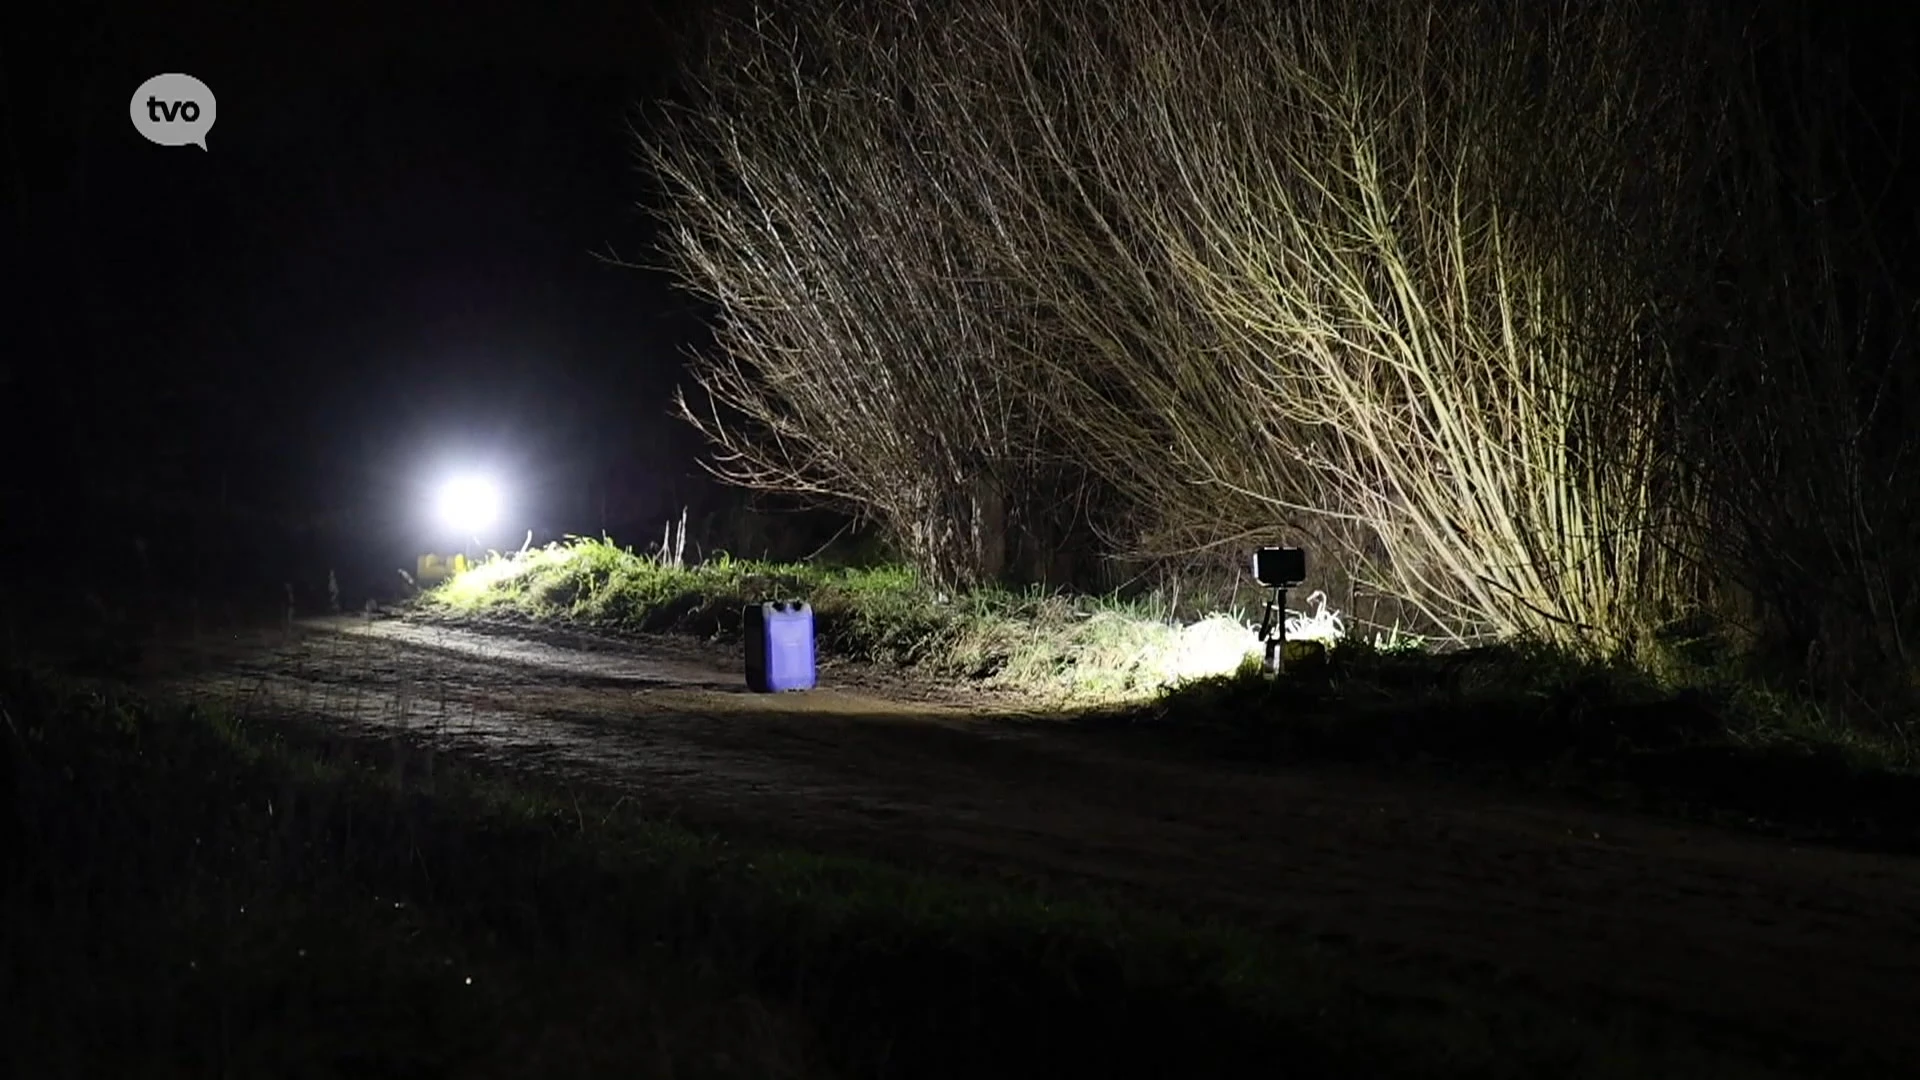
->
left=1252, top=546, right=1309, bottom=678
left=436, top=475, right=502, bottom=536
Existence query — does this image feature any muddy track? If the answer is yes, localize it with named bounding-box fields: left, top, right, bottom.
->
left=150, top=613, right=1920, bottom=1062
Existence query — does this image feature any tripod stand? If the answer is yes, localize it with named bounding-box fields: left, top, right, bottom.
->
left=1255, top=585, right=1290, bottom=678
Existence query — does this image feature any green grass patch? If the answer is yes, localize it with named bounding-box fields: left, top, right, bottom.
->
left=426, top=537, right=1259, bottom=702
left=3, top=664, right=1885, bottom=1078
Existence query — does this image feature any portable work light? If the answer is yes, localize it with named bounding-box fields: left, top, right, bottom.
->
left=436, top=474, right=502, bottom=538
left=1253, top=546, right=1307, bottom=588
left=1252, top=546, right=1308, bottom=677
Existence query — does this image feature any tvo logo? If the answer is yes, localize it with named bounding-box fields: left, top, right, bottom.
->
left=131, top=73, right=216, bottom=150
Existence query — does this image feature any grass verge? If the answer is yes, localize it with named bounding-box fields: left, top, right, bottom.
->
left=0, top=662, right=1882, bottom=1079
left=424, top=536, right=1261, bottom=702
left=421, top=537, right=1920, bottom=853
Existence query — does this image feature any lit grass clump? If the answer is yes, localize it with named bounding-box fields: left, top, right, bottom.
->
left=421, top=537, right=1347, bottom=702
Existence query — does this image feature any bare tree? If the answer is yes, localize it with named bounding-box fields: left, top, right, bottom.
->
left=652, top=0, right=1910, bottom=681
left=644, top=2, right=1064, bottom=588
left=942, top=0, right=1716, bottom=653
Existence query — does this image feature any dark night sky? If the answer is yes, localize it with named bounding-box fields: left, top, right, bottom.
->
left=2, top=0, right=1916, bottom=601
left=3, top=0, right=719, bottom=593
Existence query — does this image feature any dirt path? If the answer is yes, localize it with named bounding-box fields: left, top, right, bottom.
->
left=152, top=614, right=1920, bottom=1060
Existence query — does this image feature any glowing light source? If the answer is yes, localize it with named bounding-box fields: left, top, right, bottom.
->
left=436, top=474, right=502, bottom=537
left=1168, top=615, right=1263, bottom=681
left=1252, top=546, right=1310, bottom=677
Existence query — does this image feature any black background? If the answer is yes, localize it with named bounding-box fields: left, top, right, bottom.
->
left=2, top=0, right=1916, bottom=608
left=3, top=0, right=717, bottom=602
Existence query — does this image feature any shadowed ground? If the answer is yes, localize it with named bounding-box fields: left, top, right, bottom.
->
left=143, top=612, right=1920, bottom=1063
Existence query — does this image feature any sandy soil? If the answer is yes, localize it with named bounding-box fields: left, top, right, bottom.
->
left=144, top=612, right=1920, bottom=1060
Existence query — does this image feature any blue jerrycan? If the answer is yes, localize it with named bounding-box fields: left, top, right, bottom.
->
left=745, top=600, right=816, bottom=692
